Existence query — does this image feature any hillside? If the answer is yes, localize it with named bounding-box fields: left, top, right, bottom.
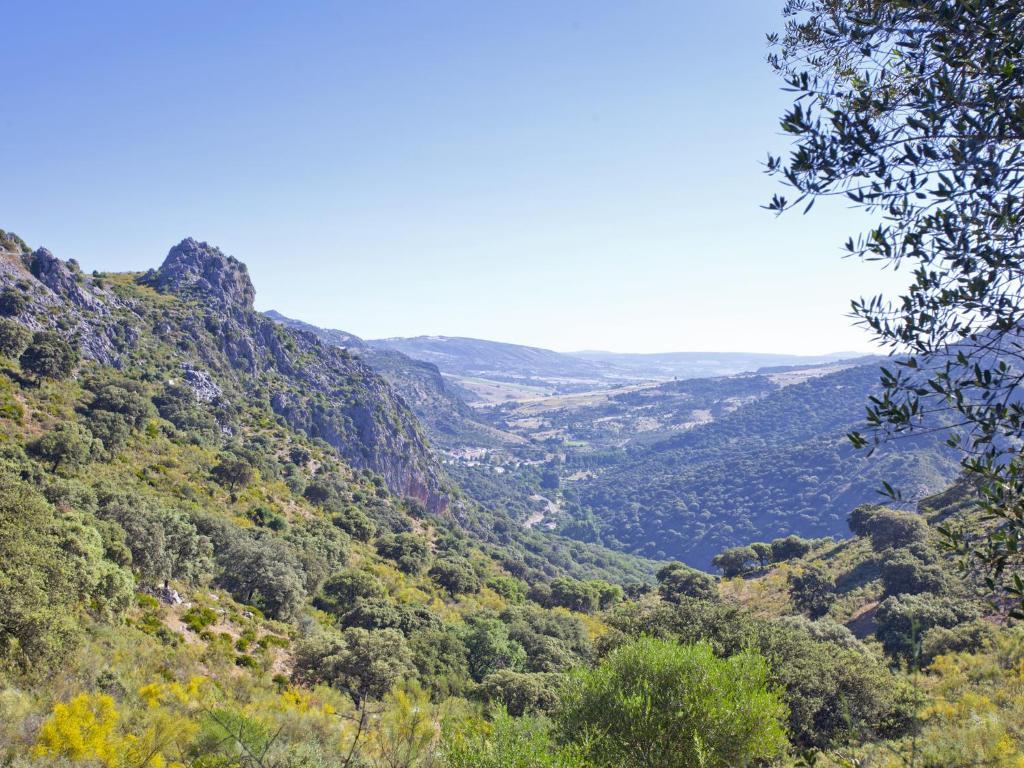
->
left=456, top=362, right=960, bottom=566
left=266, top=312, right=523, bottom=450
left=572, top=363, right=960, bottom=564
left=570, top=349, right=861, bottom=380
left=0, top=228, right=1020, bottom=766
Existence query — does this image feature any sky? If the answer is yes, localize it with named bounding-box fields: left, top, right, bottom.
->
left=2, top=1, right=907, bottom=355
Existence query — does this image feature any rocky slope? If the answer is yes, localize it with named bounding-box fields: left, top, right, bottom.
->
left=0, top=233, right=451, bottom=512
left=266, top=311, right=523, bottom=450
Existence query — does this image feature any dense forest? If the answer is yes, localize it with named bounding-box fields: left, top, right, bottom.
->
left=572, top=364, right=961, bottom=564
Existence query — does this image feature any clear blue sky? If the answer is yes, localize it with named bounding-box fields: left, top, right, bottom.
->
left=3, top=1, right=904, bottom=354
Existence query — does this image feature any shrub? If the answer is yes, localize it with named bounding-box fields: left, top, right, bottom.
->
left=19, top=330, right=78, bottom=381
left=655, top=561, right=718, bottom=603
left=430, top=555, right=481, bottom=595
left=0, top=287, right=27, bottom=317
left=920, top=620, right=997, bottom=665
left=0, top=318, right=30, bottom=358
left=556, top=637, right=789, bottom=768
left=441, top=711, right=585, bottom=768
left=788, top=563, right=836, bottom=618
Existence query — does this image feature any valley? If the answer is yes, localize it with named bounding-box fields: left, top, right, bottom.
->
left=267, top=313, right=962, bottom=568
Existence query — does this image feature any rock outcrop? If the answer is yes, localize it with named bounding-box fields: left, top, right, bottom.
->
left=143, top=238, right=256, bottom=312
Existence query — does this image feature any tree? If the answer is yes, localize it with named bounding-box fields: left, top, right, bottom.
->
left=788, top=563, right=836, bottom=618
left=215, top=535, right=307, bottom=620
left=712, top=545, right=757, bottom=577
left=767, top=0, right=1024, bottom=613
left=656, top=561, right=718, bottom=603
left=462, top=614, right=526, bottom=682
left=315, top=568, right=386, bottom=616
left=750, top=541, right=773, bottom=567
left=294, top=627, right=413, bottom=704
left=429, top=555, right=481, bottom=595
left=874, top=593, right=984, bottom=661
left=0, top=474, right=133, bottom=674
left=847, top=505, right=881, bottom=538
left=211, top=456, right=254, bottom=492
left=477, top=671, right=561, bottom=716
left=375, top=532, right=430, bottom=575
left=556, top=637, right=789, bottom=768
left=0, top=318, right=30, bottom=358
left=29, top=422, right=95, bottom=473
left=770, top=535, right=811, bottom=562
left=865, top=510, right=930, bottom=553
left=880, top=548, right=948, bottom=597
left=19, top=331, right=78, bottom=382
left=548, top=577, right=600, bottom=613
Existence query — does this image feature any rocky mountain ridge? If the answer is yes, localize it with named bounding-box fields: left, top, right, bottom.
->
left=0, top=233, right=451, bottom=513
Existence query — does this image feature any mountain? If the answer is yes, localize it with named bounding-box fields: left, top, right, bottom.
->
left=263, top=309, right=367, bottom=349
left=0, top=228, right=1014, bottom=767
left=366, top=335, right=636, bottom=401
left=567, top=363, right=961, bottom=564
left=266, top=312, right=523, bottom=450
left=570, top=349, right=865, bottom=380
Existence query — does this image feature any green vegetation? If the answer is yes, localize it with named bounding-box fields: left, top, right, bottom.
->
left=768, top=0, right=1024, bottom=615
left=0, top=229, right=1021, bottom=767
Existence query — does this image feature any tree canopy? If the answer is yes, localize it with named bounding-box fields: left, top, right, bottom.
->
left=768, top=0, right=1024, bottom=613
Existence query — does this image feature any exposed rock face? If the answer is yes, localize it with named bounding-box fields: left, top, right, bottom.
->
left=0, top=229, right=451, bottom=514
left=146, top=238, right=450, bottom=513
left=0, top=238, right=128, bottom=365
left=144, top=238, right=256, bottom=311
left=28, top=248, right=107, bottom=313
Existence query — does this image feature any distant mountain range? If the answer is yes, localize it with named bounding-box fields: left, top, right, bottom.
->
left=266, top=315, right=869, bottom=403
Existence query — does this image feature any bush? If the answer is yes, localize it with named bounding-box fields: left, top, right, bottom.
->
left=441, top=711, right=585, bottom=768
left=430, top=555, right=481, bottom=595
left=19, top=331, right=78, bottom=381
left=0, top=318, right=30, bottom=358
left=375, top=532, right=430, bottom=575
left=655, top=561, right=718, bottom=603
left=556, top=637, right=789, bottom=768
left=788, top=563, right=836, bottom=618
left=331, top=507, right=376, bottom=541
left=0, top=287, right=27, bottom=317
left=920, top=620, right=997, bottom=665
left=476, top=670, right=562, bottom=716
left=602, top=597, right=915, bottom=748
